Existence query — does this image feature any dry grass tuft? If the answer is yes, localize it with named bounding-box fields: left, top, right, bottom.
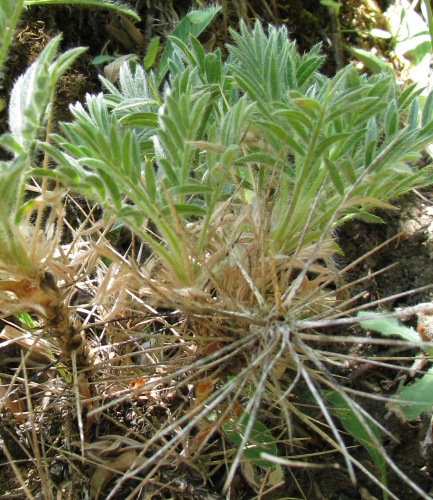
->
left=1, top=180, right=432, bottom=499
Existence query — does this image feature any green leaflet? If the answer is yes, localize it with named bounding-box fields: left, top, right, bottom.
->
left=324, top=157, right=344, bottom=195
left=394, top=368, right=433, bottom=421
left=358, top=311, right=431, bottom=352
left=9, top=37, right=86, bottom=152
left=92, top=55, right=116, bottom=65
left=155, top=6, right=221, bottom=86
left=424, top=0, right=433, bottom=53
left=23, top=0, right=139, bottom=20
left=161, top=204, right=207, bottom=217
left=422, top=90, right=433, bottom=128
left=144, top=37, right=160, bottom=71
left=0, top=0, right=25, bottom=74
left=385, top=99, right=398, bottom=139
left=118, top=112, right=158, bottom=127
left=324, top=391, right=387, bottom=499
left=14, top=311, right=35, bottom=328
left=320, top=0, right=342, bottom=16
left=256, top=120, right=305, bottom=156
left=343, top=45, right=394, bottom=75
left=223, top=412, right=278, bottom=469
left=166, top=185, right=215, bottom=196
left=358, top=312, right=433, bottom=423
left=144, top=160, right=157, bottom=200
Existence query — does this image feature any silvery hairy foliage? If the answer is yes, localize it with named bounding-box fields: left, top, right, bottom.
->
left=0, top=0, right=24, bottom=74
left=36, top=20, right=433, bottom=286
left=0, top=0, right=86, bottom=271
left=0, top=0, right=141, bottom=262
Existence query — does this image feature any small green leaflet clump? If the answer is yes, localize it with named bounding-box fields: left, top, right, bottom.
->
left=359, top=311, right=433, bottom=421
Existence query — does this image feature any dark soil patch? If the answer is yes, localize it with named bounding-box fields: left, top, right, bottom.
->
left=337, top=192, right=433, bottom=307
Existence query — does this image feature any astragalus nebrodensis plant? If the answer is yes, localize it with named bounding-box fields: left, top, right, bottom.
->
left=1, top=4, right=433, bottom=498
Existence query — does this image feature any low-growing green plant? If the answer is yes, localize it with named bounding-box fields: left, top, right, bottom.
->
left=359, top=311, right=433, bottom=421
left=40, top=22, right=433, bottom=286
left=2, top=2, right=433, bottom=498
left=39, top=19, right=433, bottom=497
